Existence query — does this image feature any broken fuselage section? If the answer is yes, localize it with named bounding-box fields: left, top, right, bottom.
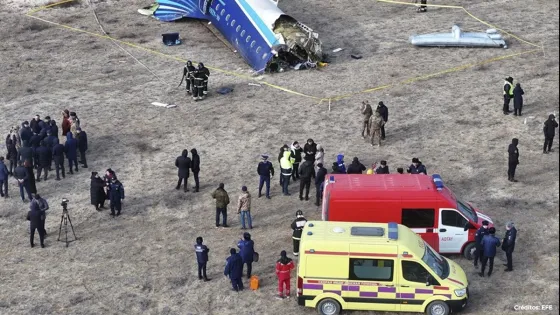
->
left=142, top=0, right=323, bottom=73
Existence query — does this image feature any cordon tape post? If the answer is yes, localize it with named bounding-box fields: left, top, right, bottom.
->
left=25, top=0, right=545, bottom=109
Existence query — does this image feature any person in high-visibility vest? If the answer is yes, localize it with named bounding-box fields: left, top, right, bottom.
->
left=503, top=77, right=514, bottom=115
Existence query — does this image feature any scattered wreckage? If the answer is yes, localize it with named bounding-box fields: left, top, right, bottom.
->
left=410, top=25, right=507, bottom=48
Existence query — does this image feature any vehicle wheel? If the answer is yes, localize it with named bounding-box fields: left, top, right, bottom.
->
left=426, top=300, right=450, bottom=315
left=463, top=242, right=476, bottom=260
left=317, top=298, right=341, bottom=315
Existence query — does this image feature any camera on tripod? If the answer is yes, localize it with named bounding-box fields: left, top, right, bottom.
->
left=61, top=198, right=69, bottom=210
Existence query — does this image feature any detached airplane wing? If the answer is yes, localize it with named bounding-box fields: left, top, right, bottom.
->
left=140, top=0, right=323, bottom=73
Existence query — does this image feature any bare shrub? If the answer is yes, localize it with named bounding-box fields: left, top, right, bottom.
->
left=119, top=32, right=138, bottom=39
left=28, top=22, right=51, bottom=32
left=473, top=63, right=489, bottom=71
left=138, top=38, right=149, bottom=44
left=47, top=0, right=81, bottom=8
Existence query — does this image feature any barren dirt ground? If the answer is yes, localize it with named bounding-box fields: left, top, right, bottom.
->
left=0, top=0, right=559, bottom=314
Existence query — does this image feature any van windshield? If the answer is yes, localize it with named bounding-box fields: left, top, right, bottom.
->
left=422, top=243, right=449, bottom=279
left=456, top=200, right=477, bottom=222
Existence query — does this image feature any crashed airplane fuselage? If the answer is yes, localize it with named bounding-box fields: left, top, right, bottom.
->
left=143, top=0, right=323, bottom=73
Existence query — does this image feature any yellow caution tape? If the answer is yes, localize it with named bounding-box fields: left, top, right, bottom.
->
left=25, top=0, right=543, bottom=105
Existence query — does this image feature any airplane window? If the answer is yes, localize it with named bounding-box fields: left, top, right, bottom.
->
left=220, top=9, right=225, bottom=16
left=246, top=35, right=251, bottom=43
left=216, top=4, right=220, bottom=10
left=231, top=20, right=236, bottom=27
left=236, top=25, right=241, bottom=32
left=241, top=30, right=246, bottom=37
left=262, top=53, right=268, bottom=60
left=256, top=46, right=262, bottom=53
left=226, top=14, right=230, bottom=22
left=250, top=41, right=256, bottom=48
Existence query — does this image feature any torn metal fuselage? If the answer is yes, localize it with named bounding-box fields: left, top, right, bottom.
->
left=268, top=15, right=323, bottom=72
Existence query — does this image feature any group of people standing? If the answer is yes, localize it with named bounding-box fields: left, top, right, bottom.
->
left=1, top=110, right=88, bottom=202
left=473, top=220, right=518, bottom=277
left=90, top=169, right=125, bottom=216
left=361, top=100, right=389, bottom=147
left=181, top=61, right=211, bottom=101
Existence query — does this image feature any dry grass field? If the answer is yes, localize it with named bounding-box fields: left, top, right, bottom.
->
left=0, top=0, right=558, bottom=314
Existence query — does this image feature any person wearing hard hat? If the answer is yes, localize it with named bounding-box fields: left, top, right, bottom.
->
left=291, top=210, right=307, bottom=256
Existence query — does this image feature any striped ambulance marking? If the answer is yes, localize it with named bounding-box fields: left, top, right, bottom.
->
left=325, top=290, right=341, bottom=295
left=436, top=294, right=452, bottom=299
left=434, top=286, right=449, bottom=290
left=402, top=254, right=414, bottom=258
left=342, top=285, right=360, bottom=291
left=415, top=289, right=433, bottom=294
left=396, top=293, right=415, bottom=299
left=304, top=250, right=398, bottom=258
left=359, top=291, right=378, bottom=298
left=410, top=228, right=435, bottom=233
left=378, top=287, right=396, bottom=293
left=303, top=284, right=323, bottom=290
left=448, top=278, right=464, bottom=286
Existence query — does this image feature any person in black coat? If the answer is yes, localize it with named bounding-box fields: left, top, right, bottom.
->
left=18, top=141, right=33, bottom=166
left=29, top=133, right=41, bottom=150
left=502, top=222, right=517, bottom=272
left=512, top=83, right=524, bottom=116
left=473, top=220, right=489, bottom=268
left=52, top=138, right=66, bottom=180
left=298, top=155, right=315, bottom=201
left=35, top=140, right=50, bottom=182
left=303, top=139, right=317, bottom=159
left=27, top=201, right=46, bottom=248
left=76, top=127, right=88, bottom=168
left=376, top=101, right=389, bottom=140
left=347, top=157, right=366, bottom=174
left=190, top=148, right=200, bottom=192
left=315, top=163, right=327, bottom=206
left=291, top=141, right=303, bottom=181
left=90, top=172, right=106, bottom=210
left=407, top=158, right=427, bottom=175
left=14, top=161, right=32, bottom=201
left=331, top=162, right=342, bottom=174
left=6, top=138, right=18, bottom=175
left=175, top=149, right=191, bottom=192
left=49, top=120, right=59, bottom=138
left=20, top=121, right=33, bottom=144
left=45, top=131, right=57, bottom=170
left=507, top=138, right=520, bottom=182
left=375, top=160, right=390, bottom=174
left=30, top=115, right=42, bottom=135
left=224, top=248, right=244, bottom=291
left=543, top=114, right=558, bottom=154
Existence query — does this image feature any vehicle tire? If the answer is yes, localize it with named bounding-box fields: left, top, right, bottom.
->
left=317, top=298, right=341, bottom=315
left=426, top=300, right=450, bottom=315
left=463, top=242, right=476, bottom=260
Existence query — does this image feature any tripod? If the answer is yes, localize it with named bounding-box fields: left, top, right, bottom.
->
left=57, top=204, right=77, bottom=247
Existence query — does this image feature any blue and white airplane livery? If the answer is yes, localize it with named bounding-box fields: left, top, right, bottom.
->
left=139, top=0, right=323, bottom=73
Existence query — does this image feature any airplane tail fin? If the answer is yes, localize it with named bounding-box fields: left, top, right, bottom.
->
left=145, top=0, right=208, bottom=22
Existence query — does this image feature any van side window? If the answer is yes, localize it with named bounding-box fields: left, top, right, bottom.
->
left=402, top=261, right=433, bottom=284
left=441, top=210, right=467, bottom=228
left=402, top=209, right=435, bottom=228
left=349, top=258, right=393, bottom=282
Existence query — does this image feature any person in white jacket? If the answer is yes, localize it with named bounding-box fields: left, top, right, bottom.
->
left=314, top=144, right=324, bottom=173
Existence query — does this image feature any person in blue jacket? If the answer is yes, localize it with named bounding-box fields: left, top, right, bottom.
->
left=479, top=227, right=501, bottom=277
left=108, top=177, right=125, bottom=217
left=237, top=232, right=255, bottom=279
left=224, top=248, right=244, bottom=292
left=194, top=236, right=211, bottom=281
left=64, top=132, right=78, bottom=174
left=336, top=154, right=346, bottom=174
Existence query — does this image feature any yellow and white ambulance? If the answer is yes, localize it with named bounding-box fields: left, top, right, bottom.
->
left=297, top=221, right=469, bottom=315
